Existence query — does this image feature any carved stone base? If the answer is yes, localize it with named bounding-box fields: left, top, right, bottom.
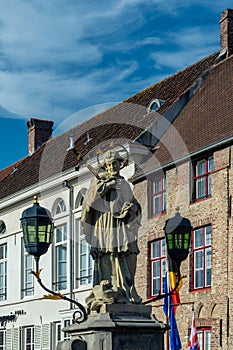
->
left=57, top=304, right=168, bottom=350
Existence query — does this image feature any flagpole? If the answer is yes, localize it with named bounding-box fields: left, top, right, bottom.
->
left=166, top=261, right=170, bottom=350
left=153, top=301, right=195, bottom=308
left=166, top=315, right=170, bottom=350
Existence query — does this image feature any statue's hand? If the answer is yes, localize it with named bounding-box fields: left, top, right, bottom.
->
left=105, top=178, right=116, bottom=189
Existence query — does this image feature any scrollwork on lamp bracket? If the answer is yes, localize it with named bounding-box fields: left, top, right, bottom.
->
left=32, top=260, right=87, bottom=324
left=143, top=270, right=182, bottom=305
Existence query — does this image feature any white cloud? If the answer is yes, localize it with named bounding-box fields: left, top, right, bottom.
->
left=150, top=24, right=219, bottom=71
left=0, top=58, right=139, bottom=122
left=170, top=26, right=218, bottom=49
left=0, top=1, right=103, bottom=68
left=0, top=0, right=225, bottom=125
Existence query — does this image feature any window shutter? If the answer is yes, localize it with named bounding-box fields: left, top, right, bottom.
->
left=42, top=324, right=50, bottom=350
left=34, top=325, right=41, bottom=350
left=13, top=328, right=19, bottom=349
left=6, top=329, right=12, bottom=349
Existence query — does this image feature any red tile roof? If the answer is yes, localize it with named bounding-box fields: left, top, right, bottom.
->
left=154, top=54, right=233, bottom=166
left=1, top=51, right=228, bottom=200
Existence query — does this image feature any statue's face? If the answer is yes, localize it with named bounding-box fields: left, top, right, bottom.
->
left=106, top=160, right=120, bottom=177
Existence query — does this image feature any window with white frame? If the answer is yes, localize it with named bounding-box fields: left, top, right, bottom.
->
left=52, top=322, right=61, bottom=350
left=54, top=224, right=67, bottom=291
left=75, top=219, right=93, bottom=287
left=193, top=155, right=214, bottom=201
left=75, top=188, right=87, bottom=209
left=0, top=244, right=7, bottom=301
left=63, top=319, right=71, bottom=341
left=149, top=175, right=166, bottom=217
left=192, top=226, right=212, bottom=290
left=196, top=327, right=211, bottom=350
left=22, top=248, right=34, bottom=297
left=55, top=199, right=66, bottom=215
left=24, top=326, right=34, bottom=350
left=0, top=329, right=6, bottom=350
left=150, top=238, right=166, bottom=297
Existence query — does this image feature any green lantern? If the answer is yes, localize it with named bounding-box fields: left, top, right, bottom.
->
left=164, top=210, right=192, bottom=267
left=20, top=196, right=54, bottom=260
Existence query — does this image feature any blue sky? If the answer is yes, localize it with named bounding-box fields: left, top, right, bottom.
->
left=0, top=0, right=232, bottom=170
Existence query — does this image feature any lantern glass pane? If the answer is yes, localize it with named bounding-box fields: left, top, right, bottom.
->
left=184, top=233, right=190, bottom=249
left=22, top=223, right=27, bottom=242
left=38, top=224, right=47, bottom=242
left=166, top=233, right=173, bottom=250
left=27, top=222, right=36, bottom=243
left=174, top=233, right=182, bottom=249
left=48, top=223, right=54, bottom=243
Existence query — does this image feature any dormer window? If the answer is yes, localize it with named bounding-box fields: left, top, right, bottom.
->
left=148, top=99, right=165, bottom=113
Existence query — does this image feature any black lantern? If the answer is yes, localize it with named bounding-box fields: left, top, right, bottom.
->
left=164, top=209, right=192, bottom=268
left=20, top=196, right=54, bottom=260
left=19, top=196, right=87, bottom=324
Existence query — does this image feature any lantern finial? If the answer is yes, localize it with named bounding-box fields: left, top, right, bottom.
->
left=34, top=195, right=38, bottom=204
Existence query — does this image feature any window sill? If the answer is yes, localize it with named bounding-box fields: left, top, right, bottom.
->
left=190, top=196, right=212, bottom=205
left=191, top=286, right=211, bottom=293
left=73, top=284, right=93, bottom=293
left=150, top=211, right=167, bottom=219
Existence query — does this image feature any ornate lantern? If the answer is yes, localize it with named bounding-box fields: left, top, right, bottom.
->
left=20, top=196, right=54, bottom=260
left=164, top=209, right=192, bottom=268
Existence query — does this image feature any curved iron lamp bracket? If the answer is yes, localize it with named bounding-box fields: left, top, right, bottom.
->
left=31, top=264, right=87, bottom=323
left=143, top=270, right=182, bottom=305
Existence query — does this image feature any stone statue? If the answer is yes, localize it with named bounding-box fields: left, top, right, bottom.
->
left=81, top=149, right=142, bottom=311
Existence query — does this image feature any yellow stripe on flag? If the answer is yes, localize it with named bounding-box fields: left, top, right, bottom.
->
left=169, top=271, right=183, bottom=291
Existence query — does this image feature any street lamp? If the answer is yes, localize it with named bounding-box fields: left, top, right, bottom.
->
left=20, top=196, right=87, bottom=323
left=20, top=196, right=53, bottom=269
left=144, top=209, right=192, bottom=304
left=164, top=209, right=192, bottom=270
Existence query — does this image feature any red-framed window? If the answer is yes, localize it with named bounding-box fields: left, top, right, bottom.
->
left=150, top=176, right=166, bottom=217
left=150, top=238, right=166, bottom=297
left=196, top=327, right=211, bottom=350
left=193, top=155, right=213, bottom=201
left=192, top=226, right=212, bottom=290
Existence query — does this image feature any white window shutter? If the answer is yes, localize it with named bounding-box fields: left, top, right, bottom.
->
left=13, top=328, right=19, bottom=349
left=34, top=325, right=42, bottom=350
left=6, top=329, right=12, bottom=350
left=42, top=324, right=51, bottom=350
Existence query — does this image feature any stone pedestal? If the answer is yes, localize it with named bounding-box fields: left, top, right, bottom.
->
left=57, top=304, right=168, bottom=350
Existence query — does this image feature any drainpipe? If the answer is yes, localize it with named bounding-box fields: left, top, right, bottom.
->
left=63, top=180, right=74, bottom=310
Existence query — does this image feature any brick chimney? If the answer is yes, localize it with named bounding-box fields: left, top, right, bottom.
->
left=27, top=118, right=54, bottom=155
left=220, top=9, right=233, bottom=56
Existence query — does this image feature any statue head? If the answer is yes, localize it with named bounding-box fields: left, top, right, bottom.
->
left=101, top=151, right=124, bottom=177
left=103, top=150, right=124, bottom=167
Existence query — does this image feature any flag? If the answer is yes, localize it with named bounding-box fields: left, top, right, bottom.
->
left=188, top=312, right=200, bottom=350
left=169, top=303, right=182, bottom=350
left=163, top=273, right=182, bottom=350
left=169, top=271, right=182, bottom=314
left=166, top=256, right=183, bottom=314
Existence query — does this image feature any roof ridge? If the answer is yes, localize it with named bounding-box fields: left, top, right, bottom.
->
left=125, top=51, right=219, bottom=102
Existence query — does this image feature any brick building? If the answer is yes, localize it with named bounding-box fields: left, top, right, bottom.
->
left=0, top=8, right=233, bottom=350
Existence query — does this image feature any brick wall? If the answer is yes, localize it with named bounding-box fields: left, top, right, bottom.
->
left=133, top=145, right=233, bottom=349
